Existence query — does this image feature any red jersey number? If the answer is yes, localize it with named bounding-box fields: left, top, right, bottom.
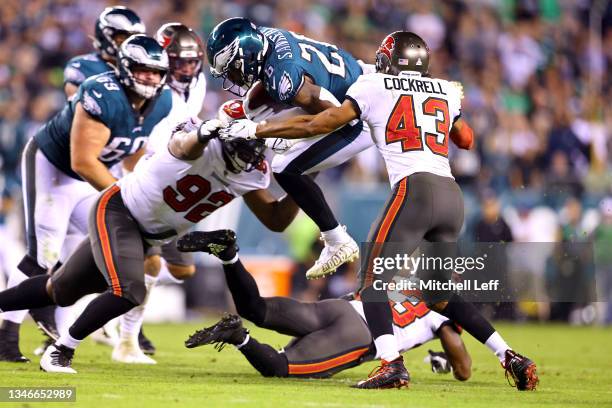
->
left=163, top=175, right=235, bottom=223
left=385, top=95, right=450, bottom=157
left=391, top=301, right=430, bottom=328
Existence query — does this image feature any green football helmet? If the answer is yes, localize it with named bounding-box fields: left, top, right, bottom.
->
left=206, top=17, right=269, bottom=95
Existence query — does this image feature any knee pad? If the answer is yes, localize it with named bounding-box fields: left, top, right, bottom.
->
left=51, top=282, right=81, bottom=307
left=120, top=280, right=147, bottom=306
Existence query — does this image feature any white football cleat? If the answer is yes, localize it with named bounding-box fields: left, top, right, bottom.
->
left=39, top=344, right=77, bottom=374
left=112, top=340, right=157, bottom=364
left=91, top=326, right=119, bottom=348
left=306, top=235, right=359, bottom=280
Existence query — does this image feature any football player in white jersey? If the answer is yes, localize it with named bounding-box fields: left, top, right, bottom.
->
left=176, top=229, right=472, bottom=381
left=110, top=23, right=209, bottom=364
left=219, top=31, right=538, bottom=391
left=0, top=112, right=298, bottom=374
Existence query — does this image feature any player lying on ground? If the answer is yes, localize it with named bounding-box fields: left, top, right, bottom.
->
left=180, top=230, right=471, bottom=381
left=219, top=31, right=538, bottom=391
left=179, top=229, right=537, bottom=389
left=0, top=116, right=298, bottom=374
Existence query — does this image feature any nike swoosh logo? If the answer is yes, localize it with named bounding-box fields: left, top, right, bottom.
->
left=72, top=62, right=81, bottom=67
left=92, top=90, right=102, bottom=98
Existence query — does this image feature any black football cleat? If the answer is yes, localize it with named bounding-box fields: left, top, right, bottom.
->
left=138, top=328, right=156, bottom=356
left=29, top=305, right=58, bottom=338
left=0, top=324, right=30, bottom=363
left=504, top=350, right=539, bottom=391
left=33, top=320, right=60, bottom=356
left=352, top=356, right=410, bottom=389
left=177, top=230, right=238, bottom=261
left=185, top=314, right=248, bottom=351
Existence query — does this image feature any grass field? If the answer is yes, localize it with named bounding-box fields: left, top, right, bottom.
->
left=1, top=321, right=611, bottom=407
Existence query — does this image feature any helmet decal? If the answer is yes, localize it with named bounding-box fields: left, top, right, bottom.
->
left=378, top=35, right=395, bottom=60
left=101, top=13, right=145, bottom=33
left=212, top=37, right=240, bottom=76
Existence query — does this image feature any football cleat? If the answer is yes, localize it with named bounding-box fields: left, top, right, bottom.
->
left=0, top=325, right=30, bottom=363
left=138, top=329, right=156, bottom=356
left=352, top=356, right=410, bottom=389
left=306, top=235, right=359, bottom=280
left=40, top=344, right=76, bottom=374
left=91, top=326, right=119, bottom=348
left=33, top=320, right=59, bottom=356
left=185, top=314, right=248, bottom=350
left=29, top=306, right=58, bottom=339
left=112, top=339, right=156, bottom=364
left=503, top=350, right=539, bottom=391
left=33, top=337, right=54, bottom=357
left=177, top=230, right=238, bottom=262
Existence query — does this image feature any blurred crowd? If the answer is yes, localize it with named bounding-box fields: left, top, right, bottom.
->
left=0, top=0, right=611, bottom=322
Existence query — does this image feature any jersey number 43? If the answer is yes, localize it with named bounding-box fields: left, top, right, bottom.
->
left=163, top=175, right=235, bottom=223
left=385, top=95, right=450, bottom=157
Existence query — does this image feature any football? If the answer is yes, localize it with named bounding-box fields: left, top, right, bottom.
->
left=244, top=81, right=290, bottom=121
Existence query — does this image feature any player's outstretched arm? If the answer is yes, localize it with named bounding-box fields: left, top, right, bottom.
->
left=255, top=100, right=359, bottom=140
left=168, top=119, right=220, bottom=160
left=243, top=189, right=300, bottom=232
left=438, top=325, right=472, bottom=381
left=292, top=76, right=340, bottom=114
left=70, top=103, right=117, bottom=191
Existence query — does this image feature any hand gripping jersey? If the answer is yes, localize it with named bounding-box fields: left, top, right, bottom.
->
left=63, top=52, right=113, bottom=88
left=259, top=27, right=363, bottom=103
left=118, top=138, right=270, bottom=244
left=350, top=300, right=449, bottom=358
left=147, top=72, right=207, bottom=154
left=34, top=72, right=172, bottom=180
left=346, top=71, right=462, bottom=186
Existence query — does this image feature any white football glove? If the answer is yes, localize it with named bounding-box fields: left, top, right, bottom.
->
left=172, top=117, right=202, bottom=135
left=218, top=119, right=259, bottom=141
left=197, top=118, right=223, bottom=143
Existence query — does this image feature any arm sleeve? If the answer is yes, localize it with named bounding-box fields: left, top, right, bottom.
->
left=345, top=75, right=373, bottom=122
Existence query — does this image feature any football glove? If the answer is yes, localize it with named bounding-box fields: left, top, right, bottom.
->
left=218, top=119, right=259, bottom=141
left=424, top=350, right=451, bottom=374
left=197, top=119, right=223, bottom=144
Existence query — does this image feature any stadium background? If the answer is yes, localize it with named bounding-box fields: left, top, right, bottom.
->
left=0, top=0, right=611, bottom=325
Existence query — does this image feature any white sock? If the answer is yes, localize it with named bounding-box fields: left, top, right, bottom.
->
left=235, top=333, right=250, bottom=349
left=2, top=309, right=28, bottom=324
left=374, top=334, right=400, bottom=362
left=221, top=254, right=239, bottom=265
left=321, top=225, right=349, bottom=245
left=485, top=331, right=511, bottom=363
left=119, top=274, right=157, bottom=341
left=58, top=331, right=81, bottom=350
left=55, top=306, right=75, bottom=338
